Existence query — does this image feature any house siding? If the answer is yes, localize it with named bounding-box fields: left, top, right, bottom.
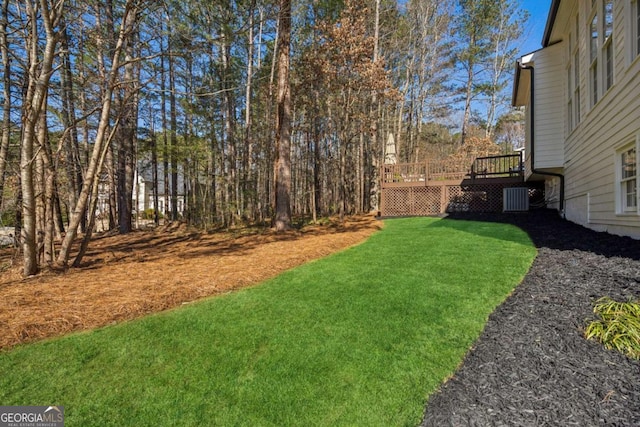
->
left=533, top=42, right=566, bottom=170
left=561, top=0, right=640, bottom=238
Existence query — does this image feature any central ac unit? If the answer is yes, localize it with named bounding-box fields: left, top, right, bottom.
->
left=503, top=187, right=529, bottom=212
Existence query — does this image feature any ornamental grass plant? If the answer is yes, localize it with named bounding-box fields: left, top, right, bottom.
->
left=585, top=297, right=640, bottom=360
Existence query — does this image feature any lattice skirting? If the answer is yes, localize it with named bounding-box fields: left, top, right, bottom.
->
left=380, top=183, right=541, bottom=217
left=380, top=187, right=443, bottom=216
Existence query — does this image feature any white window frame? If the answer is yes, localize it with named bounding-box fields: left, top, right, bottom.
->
left=637, top=0, right=640, bottom=58
left=589, top=9, right=599, bottom=106
left=602, top=0, right=614, bottom=91
left=567, top=14, right=580, bottom=133
left=631, top=0, right=640, bottom=63
left=588, top=0, right=615, bottom=108
left=566, top=63, right=573, bottom=133
left=616, top=137, right=640, bottom=215
left=574, top=49, right=581, bottom=124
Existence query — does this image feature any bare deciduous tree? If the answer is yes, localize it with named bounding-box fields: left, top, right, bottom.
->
left=57, top=0, right=140, bottom=267
left=20, top=0, right=64, bottom=276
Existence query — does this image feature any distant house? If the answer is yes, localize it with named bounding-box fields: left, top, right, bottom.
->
left=96, top=166, right=185, bottom=221
left=513, top=0, right=640, bottom=239
left=132, top=172, right=184, bottom=217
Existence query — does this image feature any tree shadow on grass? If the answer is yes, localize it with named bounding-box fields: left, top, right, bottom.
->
left=445, top=209, right=640, bottom=261
left=422, top=215, right=534, bottom=247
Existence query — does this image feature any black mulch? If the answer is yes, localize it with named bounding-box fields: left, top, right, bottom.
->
left=421, top=209, right=640, bottom=427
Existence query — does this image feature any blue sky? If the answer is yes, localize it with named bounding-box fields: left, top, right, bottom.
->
left=518, top=0, right=553, bottom=56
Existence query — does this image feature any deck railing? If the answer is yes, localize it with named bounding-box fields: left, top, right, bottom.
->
left=470, top=154, right=523, bottom=178
left=382, top=162, right=428, bottom=184
left=381, top=154, right=524, bottom=188
left=381, top=160, right=469, bottom=187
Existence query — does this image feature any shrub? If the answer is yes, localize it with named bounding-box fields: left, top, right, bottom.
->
left=141, top=208, right=163, bottom=220
left=0, top=209, right=16, bottom=227
left=585, top=297, right=640, bottom=360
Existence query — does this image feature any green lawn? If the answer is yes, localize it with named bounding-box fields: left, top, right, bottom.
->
left=0, top=217, right=536, bottom=426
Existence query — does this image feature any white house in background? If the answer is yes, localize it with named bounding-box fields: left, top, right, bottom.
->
left=97, top=167, right=185, bottom=220
left=513, top=0, right=640, bottom=239
left=132, top=172, right=184, bottom=217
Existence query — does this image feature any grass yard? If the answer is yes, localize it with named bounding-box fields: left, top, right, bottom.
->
left=0, top=217, right=536, bottom=426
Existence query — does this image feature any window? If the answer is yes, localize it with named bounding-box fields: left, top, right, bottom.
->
left=567, top=15, right=581, bottom=132
left=637, top=0, right=640, bottom=57
left=588, top=1, right=615, bottom=107
left=617, top=142, right=639, bottom=214
left=589, top=13, right=599, bottom=105
left=634, top=0, right=640, bottom=59
left=603, top=0, right=613, bottom=91
left=574, top=50, right=581, bottom=122
left=621, top=148, right=637, bottom=212
left=604, top=1, right=613, bottom=39
left=567, top=66, right=573, bottom=132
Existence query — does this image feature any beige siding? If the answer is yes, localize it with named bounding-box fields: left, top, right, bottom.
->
left=533, top=42, right=566, bottom=170
left=563, top=0, right=640, bottom=238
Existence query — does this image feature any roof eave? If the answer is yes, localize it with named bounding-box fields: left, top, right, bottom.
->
left=512, top=60, right=532, bottom=107
left=512, top=62, right=522, bottom=107
left=542, top=0, right=562, bottom=47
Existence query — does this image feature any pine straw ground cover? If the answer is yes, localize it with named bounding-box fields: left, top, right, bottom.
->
left=0, top=216, right=380, bottom=351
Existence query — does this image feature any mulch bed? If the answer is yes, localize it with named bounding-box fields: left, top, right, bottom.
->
left=422, top=209, right=640, bottom=426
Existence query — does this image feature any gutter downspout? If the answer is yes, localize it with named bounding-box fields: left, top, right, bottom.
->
left=521, top=63, right=566, bottom=215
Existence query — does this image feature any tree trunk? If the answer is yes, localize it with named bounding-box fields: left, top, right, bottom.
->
left=150, top=108, right=159, bottom=226
left=168, top=22, right=178, bottom=222
left=313, top=113, right=321, bottom=218
left=274, top=0, right=292, bottom=231
left=461, top=56, right=474, bottom=146
left=366, top=0, right=381, bottom=213
left=106, top=147, right=117, bottom=229
left=77, top=16, right=89, bottom=233
left=160, top=18, right=169, bottom=222
left=244, top=9, right=254, bottom=220
left=38, top=96, right=56, bottom=266
left=222, top=34, right=238, bottom=226
left=60, top=20, right=83, bottom=215
left=20, top=0, right=62, bottom=276
left=0, top=0, right=11, bottom=210
left=73, top=130, right=113, bottom=267
left=116, top=17, right=138, bottom=234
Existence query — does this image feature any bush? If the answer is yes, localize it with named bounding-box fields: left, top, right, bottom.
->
left=585, top=297, right=640, bottom=360
left=141, top=208, right=163, bottom=220
left=0, top=209, right=16, bottom=227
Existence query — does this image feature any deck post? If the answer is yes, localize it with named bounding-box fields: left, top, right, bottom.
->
left=440, top=185, right=447, bottom=214
left=380, top=179, right=386, bottom=215
left=425, top=160, right=430, bottom=186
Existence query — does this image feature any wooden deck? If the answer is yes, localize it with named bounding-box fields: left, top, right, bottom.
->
left=381, top=154, right=524, bottom=188
left=380, top=154, right=530, bottom=216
